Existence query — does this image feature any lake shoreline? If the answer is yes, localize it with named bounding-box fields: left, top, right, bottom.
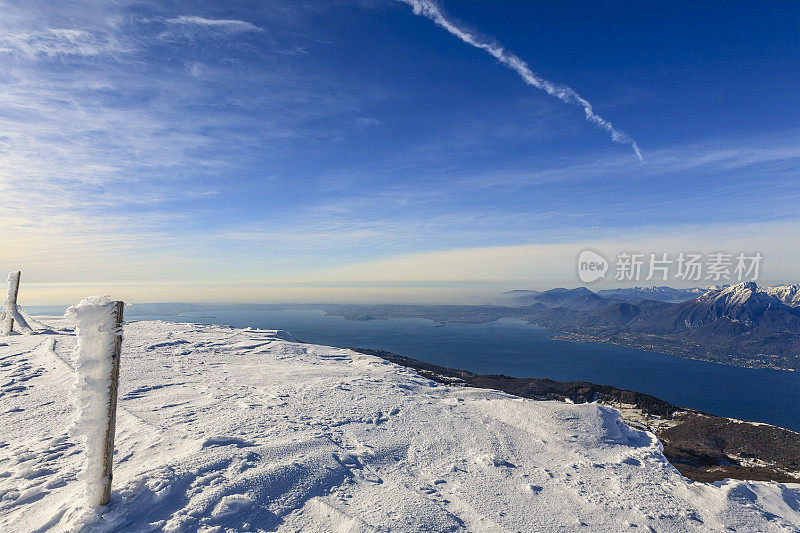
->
left=545, top=330, right=799, bottom=372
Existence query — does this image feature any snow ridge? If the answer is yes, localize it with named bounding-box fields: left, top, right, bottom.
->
left=763, top=284, right=800, bottom=307
left=0, top=318, right=798, bottom=531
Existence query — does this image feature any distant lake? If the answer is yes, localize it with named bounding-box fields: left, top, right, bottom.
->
left=34, top=306, right=800, bottom=431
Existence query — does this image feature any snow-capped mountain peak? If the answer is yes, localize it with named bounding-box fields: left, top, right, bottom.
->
left=699, top=282, right=800, bottom=312
left=763, top=284, right=800, bottom=307
left=703, top=281, right=759, bottom=302
left=683, top=282, right=792, bottom=328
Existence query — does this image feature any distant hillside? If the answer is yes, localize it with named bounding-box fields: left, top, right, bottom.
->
left=522, top=283, right=800, bottom=370
left=507, top=286, right=706, bottom=305
left=596, top=286, right=706, bottom=303
left=505, top=287, right=608, bottom=310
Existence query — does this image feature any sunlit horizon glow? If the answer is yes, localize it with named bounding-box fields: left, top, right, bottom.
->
left=14, top=219, right=800, bottom=306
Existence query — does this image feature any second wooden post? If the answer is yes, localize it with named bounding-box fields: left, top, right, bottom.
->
left=1, top=271, right=21, bottom=335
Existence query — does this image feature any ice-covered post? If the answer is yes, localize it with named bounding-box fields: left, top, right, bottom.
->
left=1, top=272, right=37, bottom=335
left=66, top=297, right=125, bottom=507
left=1, top=271, right=21, bottom=335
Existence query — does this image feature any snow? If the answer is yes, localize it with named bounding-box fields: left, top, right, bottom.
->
left=64, top=297, right=123, bottom=507
left=697, top=282, right=782, bottom=319
left=699, top=282, right=800, bottom=309
left=700, top=282, right=758, bottom=305
left=763, top=284, right=800, bottom=307
left=0, top=317, right=798, bottom=532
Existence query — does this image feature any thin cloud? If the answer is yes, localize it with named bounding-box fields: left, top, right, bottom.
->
left=396, top=0, right=644, bottom=160
left=164, top=15, right=263, bottom=33
left=0, top=28, right=123, bottom=58
left=0, top=1, right=375, bottom=287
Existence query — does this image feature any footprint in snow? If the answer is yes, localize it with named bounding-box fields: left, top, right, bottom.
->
left=201, top=436, right=255, bottom=448
left=146, top=339, right=190, bottom=350
left=210, top=494, right=254, bottom=519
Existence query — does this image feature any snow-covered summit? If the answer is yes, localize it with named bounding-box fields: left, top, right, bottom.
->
left=689, top=282, right=789, bottom=327
left=692, top=282, right=800, bottom=324
left=700, top=281, right=761, bottom=304
left=699, top=282, right=800, bottom=308
left=0, top=318, right=798, bottom=532
left=763, top=284, right=800, bottom=307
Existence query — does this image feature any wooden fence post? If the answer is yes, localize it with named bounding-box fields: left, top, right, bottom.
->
left=1, top=271, right=21, bottom=335
left=99, top=300, right=124, bottom=506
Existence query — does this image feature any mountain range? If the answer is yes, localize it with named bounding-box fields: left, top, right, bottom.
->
left=513, top=283, right=800, bottom=370
left=507, top=285, right=707, bottom=305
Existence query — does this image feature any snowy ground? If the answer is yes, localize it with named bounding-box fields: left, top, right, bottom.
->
left=1, top=318, right=798, bottom=532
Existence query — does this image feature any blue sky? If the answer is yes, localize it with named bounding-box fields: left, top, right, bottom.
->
left=1, top=0, right=798, bottom=303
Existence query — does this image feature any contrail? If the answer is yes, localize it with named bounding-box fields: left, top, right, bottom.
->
left=397, top=0, right=643, bottom=161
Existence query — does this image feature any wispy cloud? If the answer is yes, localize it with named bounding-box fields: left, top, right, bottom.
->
left=0, top=28, right=124, bottom=58
left=396, top=0, right=643, bottom=160
left=449, top=135, right=800, bottom=190
left=164, top=15, right=263, bottom=33
left=0, top=1, right=381, bottom=286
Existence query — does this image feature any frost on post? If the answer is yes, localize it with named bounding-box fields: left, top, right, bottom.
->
left=65, top=296, right=124, bottom=507
left=1, top=271, right=32, bottom=335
